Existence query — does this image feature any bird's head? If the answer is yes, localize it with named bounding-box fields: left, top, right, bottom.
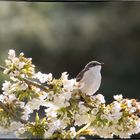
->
left=76, top=61, right=104, bottom=82
left=85, top=61, right=104, bottom=71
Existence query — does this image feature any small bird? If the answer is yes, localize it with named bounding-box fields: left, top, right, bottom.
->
left=76, top=61, right=104, bottom=95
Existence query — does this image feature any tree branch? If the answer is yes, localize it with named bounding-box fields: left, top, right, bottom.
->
left=76, top=122, right=91, bottom=136
left=0, top=65, right=5, bottom=71
left=23, top=78, right=49, bottom=92
left=0, top=101, right=28, bottom=124
left=0, top=65, right=49, bottom=92
left=0, top=65, right=49, bottom=125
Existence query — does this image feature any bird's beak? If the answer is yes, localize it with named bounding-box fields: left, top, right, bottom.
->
left=100, top=63, right=104, bottom=65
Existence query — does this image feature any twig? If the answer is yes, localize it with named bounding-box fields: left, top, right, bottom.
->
left=0, top=65, right=29, bottom=124
left=23, top=78, right=49, bottom=92
left=0, top=65, right=49, bottom=124
left=0, top=101, right=28, bottom=124
left=0, top=65, right=49, bottom=92
left=0, top=65, right=5, bottom=71
left=76, top=122, right=91, bottom=136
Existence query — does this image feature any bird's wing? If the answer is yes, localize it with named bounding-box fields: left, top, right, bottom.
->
left=76, top=69, right=87, bottom=82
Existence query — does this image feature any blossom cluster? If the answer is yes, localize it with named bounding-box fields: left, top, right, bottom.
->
left=3, top=49, right=35, bottom=78
left=0, top=49, right=140, bottom=139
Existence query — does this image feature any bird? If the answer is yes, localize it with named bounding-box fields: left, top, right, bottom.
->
left=76, top=61, right=104, bottom=95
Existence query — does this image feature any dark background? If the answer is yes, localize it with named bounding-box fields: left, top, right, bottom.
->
left=0, top=2, right=140, bottom=138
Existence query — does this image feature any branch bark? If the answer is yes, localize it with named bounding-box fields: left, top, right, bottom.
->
left=0, top=65, right=5, bottom=71
left=0, top=65, right=49, bottom=125
left=0, top=65, right=49, bottom=92
left=0, top=101, right=28, bottom=124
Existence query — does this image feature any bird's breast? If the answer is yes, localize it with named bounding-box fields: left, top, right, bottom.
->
left=79, top=68, right=101, bottom=95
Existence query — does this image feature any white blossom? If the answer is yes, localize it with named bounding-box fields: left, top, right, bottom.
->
left=113, top=94, right=123, bottom=101
left=5, top=60, right=11, bottom=66
left=45, top=107, right=58, bottom=118
left=70, top=127, right=76, bottom=138
left=34, top=72, right=52, bottom=83
left=1, top=94, right=17, bottom=104
left=74, top=114, right=90, bottom=126
left=19, top=82, right=28, bottom=91
left=25, top=98, right=42, bottom=111
left=78, top=102, right=90, bottom=114
left=91, top=108, right=99, bottom=115
left=0, top=121, right=23, bottom=133
left=61, top=72, right=68, bottom=81
left=16, top=127, right=26, bottom=135
left=47, top=119, right=68, bottom=134
left=44, top=130, right=53, bottom=139
left=8, top=50, right=15, bottom=60
left=15, top=126, right=27, bottom=139
left=61, top=91, right=72, bottom=101
left=129, top=107, right=136, bottom=113
left=12, top=57, right=19, bottom=64
left=108, top=112, right=122, bottom=121
left=0, top=94, right=4, bottom=102
left=126, top=100, right=132, bottom=108
left=22, top=106, right=32, bottom=120
left=2, top=81, right=11, bottom=94
left=112, top=101, right=121, bottom=113
left=17, top=62, right=25, bottom=69
left=95, top=94, right=105, bottom=103
left=3, top=68, right=10, bottom=75
left=100, top=114, right=108, bottom=120
left=63, top=79, right=77, bottom=91
left=1, top=49, right=140, bottom=139
left=52, top=94, right=70, bottom=109
left=9, top=70, right=20, bottom=77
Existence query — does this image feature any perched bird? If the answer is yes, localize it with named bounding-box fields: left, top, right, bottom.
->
left=76, top=61, right=104, bottom=95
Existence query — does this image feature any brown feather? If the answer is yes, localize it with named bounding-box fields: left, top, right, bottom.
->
left=76, top=68, right=89, bottom=82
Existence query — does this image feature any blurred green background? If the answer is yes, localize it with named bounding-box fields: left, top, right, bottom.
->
left=0, top=2, right=140, bottom=138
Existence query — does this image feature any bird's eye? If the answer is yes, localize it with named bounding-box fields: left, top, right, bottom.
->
left=92, top=63, right=96, bottom=66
